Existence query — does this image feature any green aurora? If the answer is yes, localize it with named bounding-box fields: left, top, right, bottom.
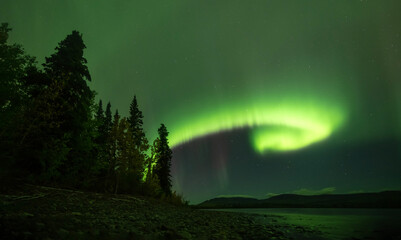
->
left=166, top=77, right=346, bottom=152
left=156, top=59, right=353, bottom=153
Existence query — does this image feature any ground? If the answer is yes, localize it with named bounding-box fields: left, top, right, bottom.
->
left=0, top=182, right=322, bottom=239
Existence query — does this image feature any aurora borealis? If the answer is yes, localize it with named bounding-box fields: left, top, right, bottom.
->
left=168, top=93, right=345, bottom=153
left=2, top=0, right=401, bottom=203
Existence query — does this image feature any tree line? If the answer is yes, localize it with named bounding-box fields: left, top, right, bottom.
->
left=0, top=23, right=179, bottom=201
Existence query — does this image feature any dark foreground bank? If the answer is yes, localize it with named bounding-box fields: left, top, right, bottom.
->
left=0, top=183, right=321, bottom=240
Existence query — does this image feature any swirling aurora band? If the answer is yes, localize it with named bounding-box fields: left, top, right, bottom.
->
left=166, top=99, right=346, bottom=153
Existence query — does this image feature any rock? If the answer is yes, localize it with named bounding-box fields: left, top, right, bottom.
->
left=36, top=222, right=45, bottom=230
left=23, top=231, right=33, bottom=237
left=72, top=217, right=81, bottom=224
left=178, top=230, right=192, bottom=239
left=127, top=230, right=144, bottom=239
left=164, top=229, right=183, bottom=240
left=57, top=228, right=69, bottom=238
left=88, top=228, right=100, bottom=236
left=22, top=212, right=34, bottom=217
left=161, top=224, right=169, bottom=231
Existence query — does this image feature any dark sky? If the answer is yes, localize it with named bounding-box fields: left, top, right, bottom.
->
left=2, top=0, right=401, bottom=203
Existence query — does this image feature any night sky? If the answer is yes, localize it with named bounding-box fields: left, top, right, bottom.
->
left=2, top=0, right=401, bottom=203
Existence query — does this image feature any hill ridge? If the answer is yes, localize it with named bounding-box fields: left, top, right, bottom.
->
left=198, top=191, right=401, bottom=208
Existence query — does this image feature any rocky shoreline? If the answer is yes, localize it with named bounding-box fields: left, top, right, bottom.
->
left=0, top=184, right=322, bottom=239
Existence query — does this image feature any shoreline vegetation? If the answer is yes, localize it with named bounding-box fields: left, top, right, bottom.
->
left=1, top=23, right=185, bottom=205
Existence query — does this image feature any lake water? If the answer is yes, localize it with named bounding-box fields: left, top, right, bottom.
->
left=212, top=208, right=401, bottom=239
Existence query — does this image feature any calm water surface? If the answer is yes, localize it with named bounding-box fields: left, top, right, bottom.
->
left=212, top=208, right=401, bottom=239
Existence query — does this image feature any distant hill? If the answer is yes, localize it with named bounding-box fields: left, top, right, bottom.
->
left=197, top=191, right=401, bottom=208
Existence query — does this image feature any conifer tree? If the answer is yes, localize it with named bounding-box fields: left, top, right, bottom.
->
left=106, top=109, right=120, bottom=192
left=95, top=100, right=104, bottom=122
left=0, top=23, right=36, bottom=173
left=2, top=24, right=74, bottom=179
left=118, top=118, right=143, bottom=193
left=114, top=110, right=119, bottom=123
left=92, top=99, right=109, bottom=183
left=16, top=73, right=72, bottom=179
left=0, top=23, right=34, bottom=113
left=105, top=102, right=112, bottom=132
left=154, top=124, right=172, bottom=195
left=127, top=95, right=149, bottom=184
left=95, top=99, right=108, bottom=148
left=143, top=138, right=162, bottom=196
left=43, top=30, right=94, bottom=133
left=128, top=96, right=148, bottom=149
left=145, top=138, right=160, bottom=183
left=41, top=30, right=96, bottom=184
